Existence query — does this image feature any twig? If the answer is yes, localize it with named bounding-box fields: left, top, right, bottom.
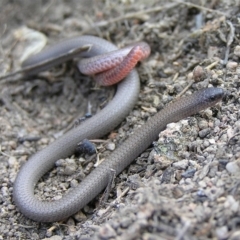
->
left=175, top=220, right=191, bottom=240
left=176, top=80, right=193, bottom=98
left=223, top=20, right=235, bottom=65
left=175, top=0, right=229, bottom=17
left=205, top=60, right=219, bottom=70
left=100, top=169, right=116, bottom=206
left=0, top=45, right=91, bottom=82
left=0, top=145, right=11, bottom=158
left=81, top=2, right=180, bottom=34
left=228, top=132, right=240, bottom=145
left=100, top=186, right=130, bottom=218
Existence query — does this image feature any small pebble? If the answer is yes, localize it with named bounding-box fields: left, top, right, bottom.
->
left=64, top=165, right=77, bottom=175
left=209, top=139, right=216, bottom=144
left=198, top=180, right=207, bottom=188
left=203, top=140, right=210, bottom=147
left=193, top=65, right=206, bottom=82
left=98, top=224, right=117, bottom=239
left=199, top=128, right=211, bottom=138
left=230, top=231, right=240, bottom=240
left=55, top=159, right=66, bottom=167
left=233, top=45, right=240, bottom=57
left=106, top=142, right=116, bottom=151
left=70, top=179, right=78, bottom=188
left=1, top=187, right=9, bottom=197
left=73, top=211, right=87, bottom=222
left=66, top=218, right=76, bottom=234
left=8, top=156, right=17, bottom=167
left=120, top=217, right=133, bottom=228
left=224, top=195, right=239, bottom=213
left=215, top=226, right=228, bottom=240
left=172, top=160, right=189, bottom=170
left=7, top=205, right=15, bottom=210
left=226, top=61, right=238, bottom=70
left=226, top=160, right=240, bottom=174
left=172, top=186, right=184, bottom=198
left=181, top=168, right=196, bottom=178
left=163, top=67, right=175, bottom=75
left=153, top=95, right=160, bottom=107
left=198, top=119, right=208, bottom=130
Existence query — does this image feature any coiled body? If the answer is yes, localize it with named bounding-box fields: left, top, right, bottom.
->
left=13, top=36, right=224, bottom=222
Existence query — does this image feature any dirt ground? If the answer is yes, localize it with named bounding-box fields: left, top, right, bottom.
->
left=0, top=0, right=240, bottom=239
